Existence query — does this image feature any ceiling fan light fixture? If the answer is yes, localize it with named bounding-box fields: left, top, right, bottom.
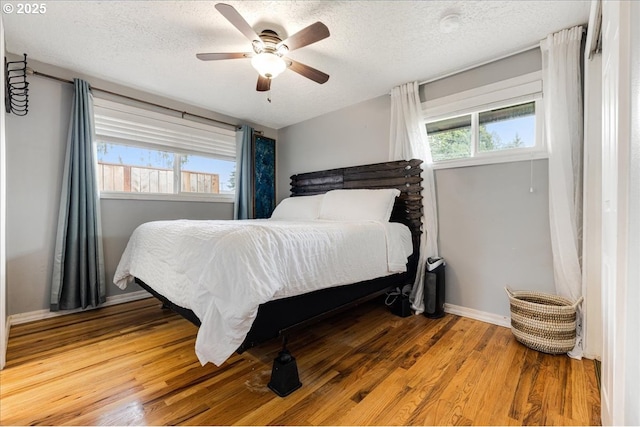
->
left=276, top=44, right=289, bottom=56
left=252, top=39, right=265, bottom=54
left=251, top=52, right=287, bottom=79
left=199, top=4, right=330, bottom=90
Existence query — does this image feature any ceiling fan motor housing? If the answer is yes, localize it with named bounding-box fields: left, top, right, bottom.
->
left=253, top=30, right=289, bottom=56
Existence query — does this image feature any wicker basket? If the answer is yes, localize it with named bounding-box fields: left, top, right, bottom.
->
left=505, top=287, right=583, bottom=354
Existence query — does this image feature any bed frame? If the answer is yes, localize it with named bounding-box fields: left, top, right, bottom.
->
left=134, top=159, right=423, bottom=391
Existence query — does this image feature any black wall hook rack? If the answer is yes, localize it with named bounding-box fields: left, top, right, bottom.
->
left=5, top=53, right=29, bottom=116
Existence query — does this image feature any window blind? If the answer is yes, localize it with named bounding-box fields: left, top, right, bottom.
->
left=93, top=98, right=236, bottom=161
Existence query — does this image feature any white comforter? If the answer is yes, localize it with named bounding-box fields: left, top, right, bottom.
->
left=114, top=219, right=412, bottom=366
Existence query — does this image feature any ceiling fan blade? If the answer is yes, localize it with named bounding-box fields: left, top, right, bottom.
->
left=278, top=22, right=330, bottom=51
left=256, top=76, right=271, bottom=92
left=215, top=3, right=261, bottom=42
left=196, top=52, right=251, bottom=61
left=286, top=59, right=330, bottom=84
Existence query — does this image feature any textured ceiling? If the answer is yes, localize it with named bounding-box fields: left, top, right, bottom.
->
left=2, top=1, right=591, bottom=129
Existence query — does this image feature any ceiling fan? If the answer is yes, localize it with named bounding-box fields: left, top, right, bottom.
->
left=196, top=3, right=330, bottom=92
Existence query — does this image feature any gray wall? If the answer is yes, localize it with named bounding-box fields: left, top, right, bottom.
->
left=420, top=48, right=541, bottom=101
left=435, top=161, right=554, bottom=317
left=101, top=199, right=232, bottom=299
left=6, top=76, right=69, bottom=315
left=278, top=49, right=554, bottom=319
left=277, top=94, right=391, bottom=201
left=4, top=59, right=273, bottom=316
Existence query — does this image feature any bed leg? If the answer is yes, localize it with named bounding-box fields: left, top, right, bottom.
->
left=267, top=336, right=302, bottom=397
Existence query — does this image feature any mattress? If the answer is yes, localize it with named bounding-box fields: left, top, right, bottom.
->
left=114, top=219, right=412, bottom=366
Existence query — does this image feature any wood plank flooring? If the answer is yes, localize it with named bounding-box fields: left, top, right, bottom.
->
left=0, top=297, right=601, bottom=426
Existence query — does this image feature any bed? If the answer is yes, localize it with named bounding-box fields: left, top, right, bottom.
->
left=113, top=159, right=423, bottom=380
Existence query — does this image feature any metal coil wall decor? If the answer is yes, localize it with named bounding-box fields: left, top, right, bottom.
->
left=4, top=53, right=29, bottom=116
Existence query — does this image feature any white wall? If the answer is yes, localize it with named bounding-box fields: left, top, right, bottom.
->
left=278, top=50, right=555, bottom=321
left=4, top=58, right=275, bottom=316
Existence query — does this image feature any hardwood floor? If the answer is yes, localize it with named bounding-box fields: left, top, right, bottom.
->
left=0, top=297, right=601, bottom=426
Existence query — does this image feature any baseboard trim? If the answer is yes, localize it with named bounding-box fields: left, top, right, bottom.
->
left=6, top=295, right=511, bottom=335
left=2, top=319, right=9, bottom=369
left=444, top=303, right=511, bottom=328
left=8, top=290, right=152, bottom=326
left=582, top=352, right=601, bottom=361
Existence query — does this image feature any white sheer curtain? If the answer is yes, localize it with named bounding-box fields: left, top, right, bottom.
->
left=389, top=81, right=439, bottom=313
left=541, top=26, right=584, bottom=357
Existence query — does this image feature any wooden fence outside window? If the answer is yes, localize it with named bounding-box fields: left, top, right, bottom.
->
left=97, top=162, right=220, bottom=194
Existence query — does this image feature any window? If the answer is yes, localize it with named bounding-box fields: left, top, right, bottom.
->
left=426, top=115, right=472, bottom=161
left=478, top=102, right=535, bottom=152
left=427, top=100, right=538, bottom=163
left=93, top=99, right=236, bottom=201
left=96, top=143, right=236, bottom=195
left=423, top=72, right=545, bottom=168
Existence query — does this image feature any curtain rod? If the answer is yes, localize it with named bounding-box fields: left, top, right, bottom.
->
left=27, top=68, right=239, bottom=130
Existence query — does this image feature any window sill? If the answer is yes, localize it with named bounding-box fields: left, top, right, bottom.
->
left=100, top=192, right=235, bottom=203
left=431, top=150, right=549, bottom=170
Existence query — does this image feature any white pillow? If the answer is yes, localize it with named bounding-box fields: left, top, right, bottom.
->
left=270, top=194, right=324, bottom=220
left=319, top=188, right=401, bottom=222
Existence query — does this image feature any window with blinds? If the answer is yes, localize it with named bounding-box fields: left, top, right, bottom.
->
left=92, top=99, right=236, bottom=201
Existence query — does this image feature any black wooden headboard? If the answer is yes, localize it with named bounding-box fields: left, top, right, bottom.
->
left=289, top=159, right=423, bottom=281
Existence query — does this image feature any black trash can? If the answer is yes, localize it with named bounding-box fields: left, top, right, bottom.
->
left=423, top=257, right=445, bottom=318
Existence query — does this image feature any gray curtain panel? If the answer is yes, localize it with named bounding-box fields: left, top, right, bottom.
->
left=50, top=79, right=106, bottom=311
left=234, top=124, right=254, bottom=220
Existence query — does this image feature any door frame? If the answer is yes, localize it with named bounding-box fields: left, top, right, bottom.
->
left=0, top=15, right=7, bottom=370
left=600, top=0, right=635, bottom=424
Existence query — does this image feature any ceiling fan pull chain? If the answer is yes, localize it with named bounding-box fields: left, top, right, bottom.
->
left=267, top=88, right=272, bottom=103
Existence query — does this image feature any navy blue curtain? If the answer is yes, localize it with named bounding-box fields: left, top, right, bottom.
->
left=234, top=124, right=254, bottom=219
left=252, top=135, right=276, bottom=218
left=50, top=79, right=106, bottom=311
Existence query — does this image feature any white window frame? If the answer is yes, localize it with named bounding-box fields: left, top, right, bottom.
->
left=93, top=98, right=236, bottom=203
left=422, top=71, right=547, bottom=169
